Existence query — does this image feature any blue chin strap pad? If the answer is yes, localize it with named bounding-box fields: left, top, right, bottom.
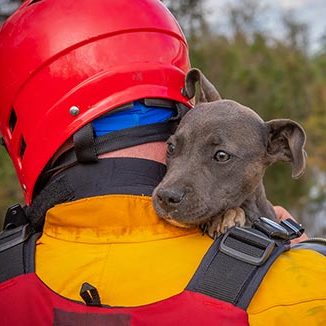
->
left=92, top=101, right=175, bottom=137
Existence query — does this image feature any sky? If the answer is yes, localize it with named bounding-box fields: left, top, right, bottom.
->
left=206, top=0, right=326, bottom=52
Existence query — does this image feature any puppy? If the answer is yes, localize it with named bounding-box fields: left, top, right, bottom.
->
left=152, top=69, right=306, bottom=237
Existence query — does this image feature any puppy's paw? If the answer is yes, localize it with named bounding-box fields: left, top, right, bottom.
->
left=209, top=208, right=246, bottom=238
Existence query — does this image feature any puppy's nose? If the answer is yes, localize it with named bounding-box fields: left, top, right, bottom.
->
left=156, top=188, right=185, bottom=207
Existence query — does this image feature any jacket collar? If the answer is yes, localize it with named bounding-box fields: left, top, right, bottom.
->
left=42, top=194, right=198, bottom=243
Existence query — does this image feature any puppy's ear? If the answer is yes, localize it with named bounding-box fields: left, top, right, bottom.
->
left=183, top=68, right=221, bottom=103
left=266, top=119, right=306, bottom=179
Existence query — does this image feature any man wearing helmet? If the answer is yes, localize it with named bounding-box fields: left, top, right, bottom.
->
left=0, top=0, right=325, bottom=325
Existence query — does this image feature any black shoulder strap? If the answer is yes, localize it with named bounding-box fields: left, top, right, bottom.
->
left=188, top=218, right=326, bottom=310
left=187, top=225, right=290, bottom=310
left=0, top=224, right=39, bottom=282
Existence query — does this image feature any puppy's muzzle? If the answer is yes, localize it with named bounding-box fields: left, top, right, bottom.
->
left=156, top=187, right=185, bottom=210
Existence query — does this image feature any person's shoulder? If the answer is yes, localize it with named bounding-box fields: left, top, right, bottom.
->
left=248, top=244, right=326, bottom=324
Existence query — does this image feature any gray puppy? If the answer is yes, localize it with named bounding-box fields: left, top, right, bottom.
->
left=152, top=69, right=306, bottom=236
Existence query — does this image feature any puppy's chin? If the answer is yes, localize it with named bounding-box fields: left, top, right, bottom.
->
left=152, top=197, right=213, bottom=227
left=160, top=210, right=211, bottom=228
left=162, top=217, right=192, bottom=228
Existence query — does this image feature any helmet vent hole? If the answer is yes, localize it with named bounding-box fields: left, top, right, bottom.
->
left=9, top=108, right=17, bottom=133
left=20, top=137, right=26, bottom=159
left=28, top=0, right=42, bottom=6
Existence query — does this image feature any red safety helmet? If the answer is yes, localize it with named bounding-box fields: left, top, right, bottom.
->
left=0, top=0, right=191, bottom=204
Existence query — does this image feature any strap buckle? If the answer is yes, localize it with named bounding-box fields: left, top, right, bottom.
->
left=0, top=224, right=32, bottom=253
left=280, top=218, right=304, bottom=240
left=253, top=217, right=304, bottom=241
left=80, top=282, right=102, bottom=307
left=253, top=217, right=289, bottom=239
left=4, top=203, right=29, bottom=230
left=219, top=227, right=275, bottom=266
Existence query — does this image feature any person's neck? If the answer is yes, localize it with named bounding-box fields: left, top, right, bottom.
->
left=99, top=141, right=167, bottom=165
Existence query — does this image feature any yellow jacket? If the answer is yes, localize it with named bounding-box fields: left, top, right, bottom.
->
left=36, top=194, right=326, bottom=325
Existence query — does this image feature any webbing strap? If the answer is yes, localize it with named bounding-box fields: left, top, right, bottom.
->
left=74, top=123, right=98, bottom=163
left=93, top=120, right=177, bottom=155
left=74, top=120, right=177, bottom=163
left=187, top=227, right=290, bottom=309
left=44, top=119, right=178, bottom=179
left=0, top=225, right=38, bottom=282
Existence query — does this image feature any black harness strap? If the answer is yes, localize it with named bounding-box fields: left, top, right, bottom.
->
left=187, top=225, right=291, bottom=309
left=0, top=216, right=324, bottom=311
left=0, top=225, right=38, bottom=282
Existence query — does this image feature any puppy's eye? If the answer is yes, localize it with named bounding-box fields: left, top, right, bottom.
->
left=214, top=150, right=231, bottom=162
left=167, top=143, right=176, bottom=155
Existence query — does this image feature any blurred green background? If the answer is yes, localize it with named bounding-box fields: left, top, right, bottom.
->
left=0, top=0, right=325, bottom=236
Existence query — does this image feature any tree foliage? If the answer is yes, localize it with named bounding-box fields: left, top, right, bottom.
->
left=0, top=147, right=23, bottom=228
left=165, top=0, right=326, bottom=235
left=161, top=0, right=207, bottom=37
